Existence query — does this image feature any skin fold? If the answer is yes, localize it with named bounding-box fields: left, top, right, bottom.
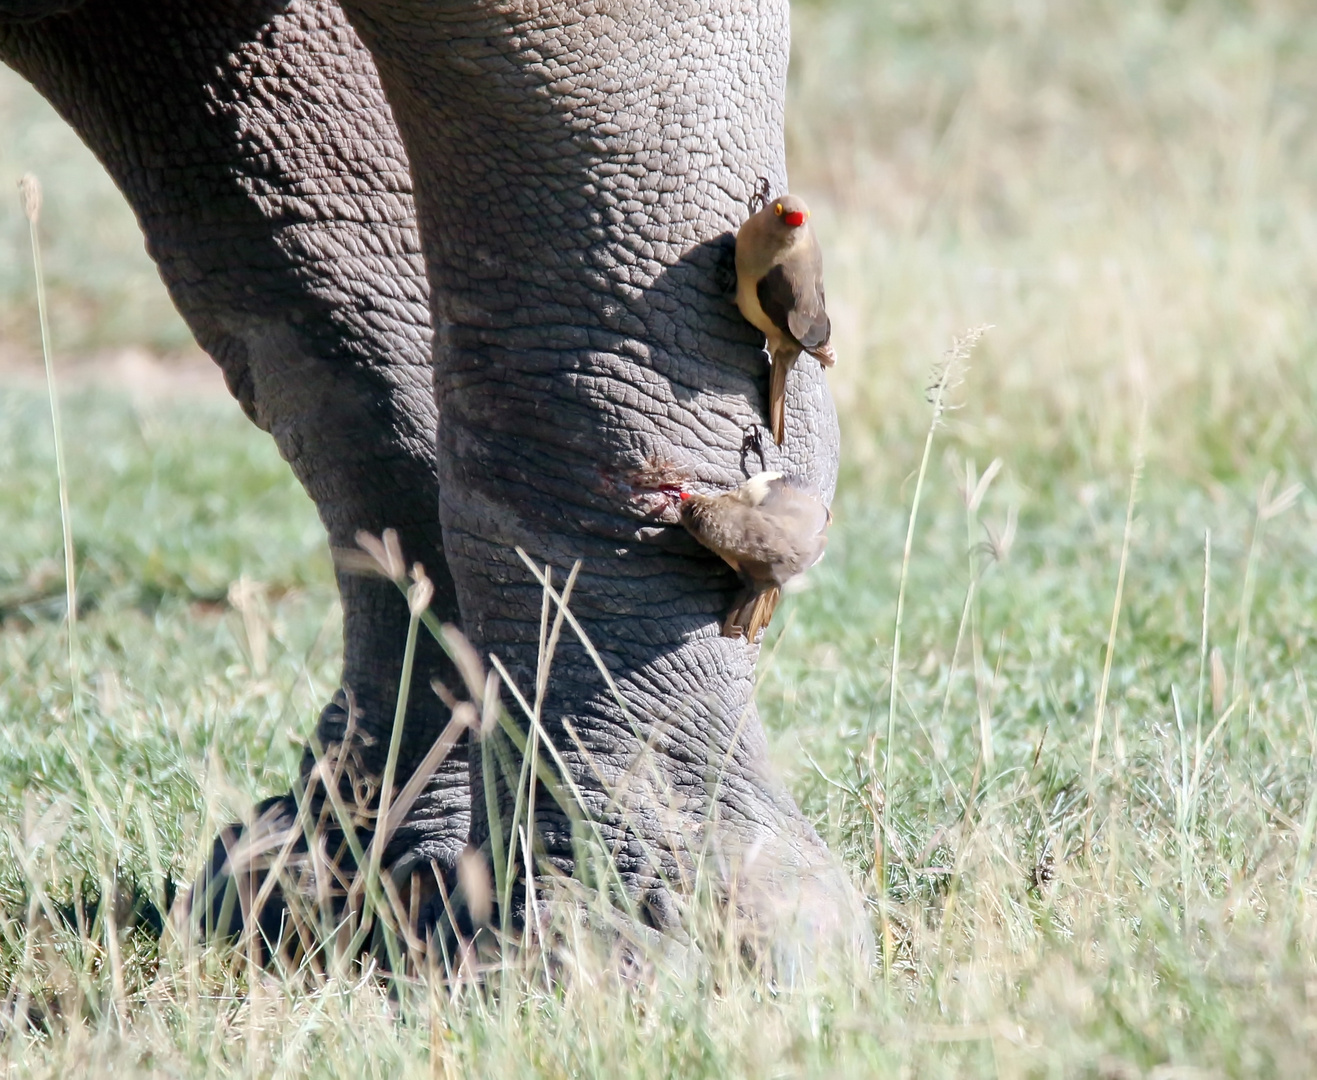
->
left=2, top=0, right=866, bottom=967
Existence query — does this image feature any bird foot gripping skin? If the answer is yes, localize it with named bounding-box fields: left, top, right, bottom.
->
left=734, top=192, right=836, bottom=445
left=739, top=423, right=769, bottom=472
left=748, top=176, right=773, bottom=214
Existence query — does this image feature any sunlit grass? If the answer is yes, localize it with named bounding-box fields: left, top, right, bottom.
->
left=0, top=74, right=190, bottom=355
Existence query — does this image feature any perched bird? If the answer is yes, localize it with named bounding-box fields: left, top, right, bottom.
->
left=735, top=193, right=836, bottom=444
left=678, top=472, right=831, bottom=641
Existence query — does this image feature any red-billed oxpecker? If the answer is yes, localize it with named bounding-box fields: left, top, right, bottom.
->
left=678, top=472, right=831, bottom=641
left=735, top=193, right=836, bottom=444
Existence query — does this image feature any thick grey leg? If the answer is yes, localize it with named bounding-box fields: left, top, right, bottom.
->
left=0, top=0, right=469, bottom=945
left=343, top=0, right=864, bottom=964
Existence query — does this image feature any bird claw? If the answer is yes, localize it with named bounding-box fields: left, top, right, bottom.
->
left=748, top=176, right=772, bottom=214
left=739, top=424, right=769, bottom=471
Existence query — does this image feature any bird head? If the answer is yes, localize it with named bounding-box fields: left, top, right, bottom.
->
left=676, top=488, right=702, bottom=526
left=773, top=194, right=811, bottom=230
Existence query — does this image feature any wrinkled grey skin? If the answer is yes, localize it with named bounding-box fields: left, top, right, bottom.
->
left=2, top=0, right=863, bottom=964
left=0, top=0, right=470, bottom=941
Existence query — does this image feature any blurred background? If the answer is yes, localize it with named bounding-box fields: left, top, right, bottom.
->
left=5, top=0, right=1316, bottom=475
left=4, top=3, right=1317, bottom=1072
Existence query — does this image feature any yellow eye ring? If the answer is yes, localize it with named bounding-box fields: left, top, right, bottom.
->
left=774, top=203, right=783, bottom=215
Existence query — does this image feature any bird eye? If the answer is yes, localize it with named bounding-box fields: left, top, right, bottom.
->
left=774, top=203, right=783, bottom=216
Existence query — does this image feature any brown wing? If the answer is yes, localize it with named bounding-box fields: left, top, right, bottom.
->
left=760, top=479, right=830, bottom=537
left=756, top=248, right=830, bottom=352
left=752, top=481, right=830, bottom=582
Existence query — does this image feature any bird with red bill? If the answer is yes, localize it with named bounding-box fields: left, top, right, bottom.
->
left=676, top=472, right=831, bottom=642
left=734, top=192, right=836, bottom=445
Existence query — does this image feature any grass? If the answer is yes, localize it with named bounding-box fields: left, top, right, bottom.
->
left=5, top=0, right=1317, bottom=1074
left=0, top=71, right=191, bottom=356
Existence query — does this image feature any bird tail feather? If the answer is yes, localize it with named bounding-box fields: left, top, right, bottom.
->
left=808, top=341, right=837, bottom=368
left=746, top=586, right=781, bottom=642
left=723, top=586, right=781, bottom=643
left=769, top=350, right=793, bottom=444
